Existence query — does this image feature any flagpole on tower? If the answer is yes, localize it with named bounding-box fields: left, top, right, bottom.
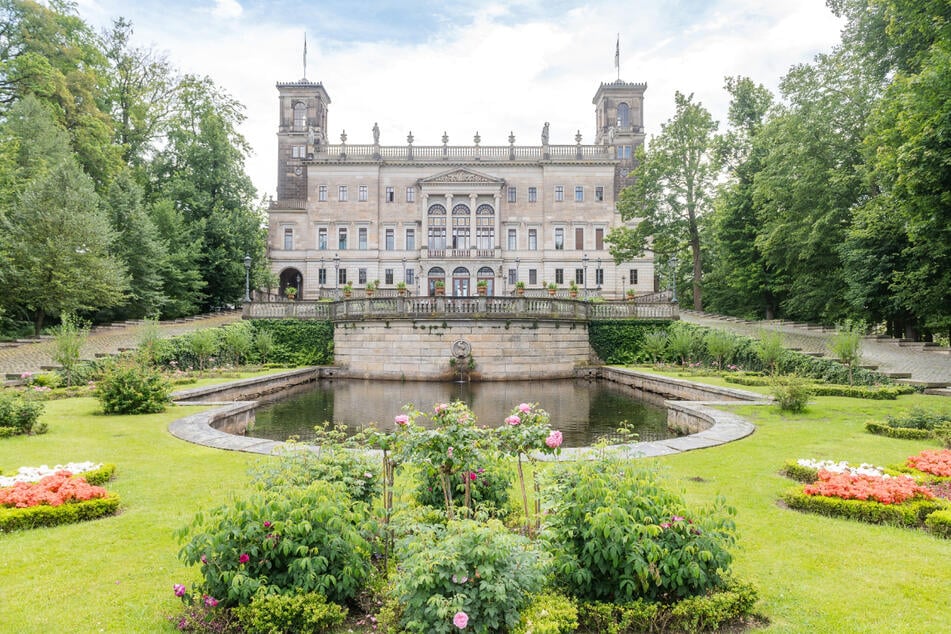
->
left=615, top=34, right=620, bottom=80
left=303, top=32, right=308, bottom=80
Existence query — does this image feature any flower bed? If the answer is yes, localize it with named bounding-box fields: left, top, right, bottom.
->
left=0, top=462, right=103, bottom=487
left=0, top=464, right=119, bottom=532
left=802, top=470, right=931, bottom=505
left=0, top=471, right=109, bottom=508
left=907, top=449, right=951, bottom=478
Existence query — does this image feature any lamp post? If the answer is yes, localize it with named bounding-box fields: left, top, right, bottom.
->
left=582, top=253, right=589, bottom=294
left=402, top=256, right=407, bottom=287
left=515, top=257, right=520, bottom=284
left=320, top=256, right=325, bottom=293
left=243, top=254, right=251, bottom=303
left=669, top=256, right=678, bottom=304
left=333, top=253, right=340, bottom=293
left=596, top=257, right=601, bottom=291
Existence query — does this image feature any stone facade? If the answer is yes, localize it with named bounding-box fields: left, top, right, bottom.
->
left=268, top=76, right=651, bottom=301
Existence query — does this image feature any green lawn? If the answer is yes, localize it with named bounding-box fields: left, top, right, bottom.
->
left=0, top=379, right=949, bottom=632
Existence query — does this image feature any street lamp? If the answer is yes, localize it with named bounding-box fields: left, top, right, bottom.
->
left=596, top=257, right=602, bottom=291
left=669, top=256, right=678, bottom=304
left=333, top=254, right=340, bottom=293
left=582, top=253, right=589, bottom=293
left=515, top=257, right=520, bottom=284
left=243, top=254, right=251, bottom=303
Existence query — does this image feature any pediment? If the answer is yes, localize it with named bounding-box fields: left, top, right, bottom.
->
left=418, top=168, right=504, bottom=185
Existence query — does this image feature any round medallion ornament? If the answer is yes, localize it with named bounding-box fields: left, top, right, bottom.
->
left=294, top=166, right=303, bottom=175
left=451, top=339, right=471, bottom=358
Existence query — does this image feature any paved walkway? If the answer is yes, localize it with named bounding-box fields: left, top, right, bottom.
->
left=0, top=311, right=242, bottom=379
left=680, top=310, right=951, bottom=390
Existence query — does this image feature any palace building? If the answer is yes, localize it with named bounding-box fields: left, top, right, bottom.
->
left=267, top=74, right=652, bottom=299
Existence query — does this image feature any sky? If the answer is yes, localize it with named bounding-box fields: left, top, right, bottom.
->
left=73, top=0, right=845, bottom=200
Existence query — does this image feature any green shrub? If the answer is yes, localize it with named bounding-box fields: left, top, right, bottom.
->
left=512, top=592, right=579, bottom=634
left=828, top=326, right=863, bottom=386
left=543, top=458, right=736, bottom=603
left=885, top=409, right=951, bottom=430
left=865, top=422, right=933, bottom=440
left=925, top=510, right=951, bottom=539
left=576, top=599, right=659, bottom=633
left=667, top=579, right=759, bottom=633
left=249, top=320, right=334, bottom=366
left=934, top=422, right=951, bottom=449
left=52, top=312, right=89, bottom=387
left=782, top=488, right=945, bottom=528
left=249, top=448, right=381, bottom=506
left=254, top=330, right=276, bottom=365
left=414, top=461, right=512, bottom=516
left=769, top=375, right=812, bottom=413
left=95, top=362, right=171, bottom=414
left=393, top=518, right=546, bottom=634
left=587, top=321, right=674, bottom=364
left=176, top=480, right=372, bottom=607
left=0, top=392, right=45, bottom=436
left=642, top=330, right=668, bottom=364
left=666, top=324, right=697, bottom=366
left=81, top=463, right=117, bottom=486
left=779, top=461, right=819, bottom=483
left=188, top=328, right=220, bottom=373
left=0, top=494, right=121, bottom=532
left=704, top=330, right=735, bottom=369
left=232, top=591, right=348, bottom=633
left=31, top=372, right=62, bottom=388
left=809, top=384, right=911, bottom=399
left=756, top=330, right=786, bottom=375
left=221, top=322, right=254, bottom=366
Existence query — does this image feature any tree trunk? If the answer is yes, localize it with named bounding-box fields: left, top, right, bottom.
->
left=691, top=237, right=702, bottom=311
left=33, top=308, right=45, bottom=336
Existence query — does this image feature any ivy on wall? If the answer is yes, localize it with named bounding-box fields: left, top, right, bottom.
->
left=249, top=320, right=334, bottom=366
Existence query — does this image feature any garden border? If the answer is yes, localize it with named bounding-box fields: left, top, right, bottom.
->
left=167, top=366, right=766, bottom=458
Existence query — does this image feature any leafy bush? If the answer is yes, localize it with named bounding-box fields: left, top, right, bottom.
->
left=809, top=384, right=911, bottom=399
left=666, top=579, right=759, bottom=633
left=935, top=422, right=951, bottom=449
left=666, top=324, right=698, bottom=366
left=414, top=463, right=512, bottom=515
left=576, top=599, right=658, bottom=633
left=641, top=330, right=668, bottom=364
left=176, top=480, right=372, bottom=607
left=80, top=463, right=117, bottom=486
left=512, top=592, right=579, bottom=634
left=704, top=330, right=735, bottom=369
left=249, top=320, right=334, bottom=366
left=782, top=488, right=944, bottom=527
left=885, top=409, right=951, bottom=430
left=231, top=591, right=348, bottom=633
left=52, top=312, right=89, bottom=386
left=0, top=493, right=120, bottom=532
left=0, top=392, right=45, bottom=436
left=925, top=509, right=951, bottom=539
left=828, top=326, right=863, bottom=386
left=756, top=330, right=786, bottom=375
left=392, top=519, right=547, bottom=634
left=779, top=460, right=820, bottom=483
left=95, top=362, right=171, bottom=414
left=249, top=448, right=380, bottom=506
left=543, top=458, right=736, bottom=603
left=587, top=321, right=675, bottom=364
left=769, top=375, right=812, bottom=413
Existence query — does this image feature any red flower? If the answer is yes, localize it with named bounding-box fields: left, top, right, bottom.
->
left=238, top=553, right=250, bottom=564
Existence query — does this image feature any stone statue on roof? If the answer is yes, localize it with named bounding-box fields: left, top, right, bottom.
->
left=373, top=122, right=380, bottom=145
left=541, top=122, right=550, bottom=145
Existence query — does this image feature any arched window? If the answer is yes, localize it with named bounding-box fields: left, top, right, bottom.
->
left=293, top=102, right=307, bottom=130
left=617, top=102, right=631, bottom=127
left=452, top=267, right=471, bottom=297
left=428, top=204, right=447, bottom=251
left=476, top=204, right=495, bottom=250
left=477, top=266, right=495, bottom=296
left=451, top=204, right=470, bottom=250
left=427, top=266, right=446, bottom=296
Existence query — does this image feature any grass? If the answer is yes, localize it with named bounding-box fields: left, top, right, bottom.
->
left=1, top=373, right=950, bottom=632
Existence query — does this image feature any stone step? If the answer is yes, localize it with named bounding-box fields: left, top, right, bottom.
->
left=924, top=387, right=951, bottom=397
left=886, top=372, right=913, bottom=379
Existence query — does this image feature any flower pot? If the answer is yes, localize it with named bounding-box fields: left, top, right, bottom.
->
left=569, top=290, right=578, bottom=299
left=547, top=289, right=556, bottom=297
left=477, top=287, right=487, bottom=296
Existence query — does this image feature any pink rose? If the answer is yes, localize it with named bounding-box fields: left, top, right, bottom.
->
left=395, top=414, right=410, bottom=426
left=505, top=415, right=521, bottom=426
left=173, top=583, right=186, bottom=597
left=453, top=611, right=469, bottom=629
left=204, top=595, right=219, bottom=607
left=518, top=403, right=531, bottom=413
left=239, top=553, right=249, bottom=564
left=545, top=430, right=563, bottom=449
left=435, top=403, right=448, bottom=413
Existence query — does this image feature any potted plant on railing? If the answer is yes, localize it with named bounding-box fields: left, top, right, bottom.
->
left=365, top=280, right=377, bottom=297
left=568, top=281, right=578, bottom=299
left=342, top=282, right=353, bottom=298
left=515, top=280, right=526, bottom=296
left=476, top=279, right=488, bottom=296
left=285, top=286, right=298, bottom=300
left=434, top=280, right=445, bottom=296
left=547, top=282, right=557, bottom=297
left=396, top=281, right=408, bottom=296
left=626, top=288, right=637, bottom=301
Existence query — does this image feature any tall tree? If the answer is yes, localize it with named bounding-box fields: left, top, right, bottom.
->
left=608, top=91, right=719, bottom=310
left=705, top=77, right=776, bottom=319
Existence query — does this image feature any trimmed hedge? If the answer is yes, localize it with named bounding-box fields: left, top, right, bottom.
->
left=513, top=592, right=579, bottom=634
left=248, top=320, right=334, bottom=366
left=0, top=493, right=121, bottom=532
left=779, top=461, right=819, bottom=483
left=575, top=579, right=758, bottom=633
left=782, top=488, right=945, bottom=528
left=809, top=384, right=914, bottom=400
left=865, top=422, right=933, bottom=440
left=925, top=510, right=951, bottom=539
left=81, top=463, right=117, bottom=486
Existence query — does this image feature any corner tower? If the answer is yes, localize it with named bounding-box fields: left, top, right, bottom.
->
left=276, top=79, right=330, bottom=201
left=593, top=80, right=647, bottom=195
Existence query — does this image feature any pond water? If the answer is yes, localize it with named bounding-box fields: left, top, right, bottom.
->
left=249, top=378, right=675, bottom=448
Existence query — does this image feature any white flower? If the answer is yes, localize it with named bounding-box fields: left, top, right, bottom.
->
left=796, top=458, right=885, bottom=477
left=0, top=462, right=102, bottom=487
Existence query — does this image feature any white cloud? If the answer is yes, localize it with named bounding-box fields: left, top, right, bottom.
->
left=210, top=0, right=243, bottom=19
left=77, top=0, right=843, bottom=201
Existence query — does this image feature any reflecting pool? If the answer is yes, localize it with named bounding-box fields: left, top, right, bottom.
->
left=249, top=378, right=675, bottom=448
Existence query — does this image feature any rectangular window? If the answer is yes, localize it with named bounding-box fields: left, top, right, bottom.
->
left=507, top=186, right=517, bottom=203
left=318, top=185, right=327, bottom=201
left=528, top=187, right=537, bottom=203
left=575, top=268, right=584, bottom=284
left=554, top=228, right=564, bottom=250
left=385, top=228, right=395, bottom=250
left=507, top=228, right=517, bottom=251
left=406, top=187, right=415, bottom=203
left=359, top=185, right=368, bottom=201
left=358, top=268, right=367, bottom=284
left=595, top=186, right=604, bottom=202
left=338, top=185, right=348, bottom=201
left=630, top=269, right=638, bottom=285
left=283, top=228, right=293, bottom=250
left=318, top=227, right=327, bottom=250
left=616, top=145, right=632, bottom=159
left=338, top=268, right=347, bottom=284
left=385, top=269, right=394, bottom=285
left=406, top=228, right=416, bottom=251
left=338, top=228, right=347, bottom=250
left=575, top=186, right=584, bottom=202
left=385, top=186, right=394, bottom=202
left=291, top=145, right=306, bottom=158
left=528, top=229, right=537, bottom=251
left=528, top=269, right=537, bottom=285
left=318, top=268, right=327, bottom=285
left=508, top=268, right=516, bottom=285
left=358, top=227, right=368, bottom=250
left=554, top=185, right=564, bottom=202
left=596, top=268, right=604, bottom=285
left=595, top=228, right=604, bottom=250
left=555, top=268, right=564, bottom=284
left=575, top=227, right=584, bottom=250
left=405, top=268, right=415, bottom=285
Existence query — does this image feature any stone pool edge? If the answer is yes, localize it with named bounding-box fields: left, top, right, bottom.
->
left=167, top=367, right=767, bottom=459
